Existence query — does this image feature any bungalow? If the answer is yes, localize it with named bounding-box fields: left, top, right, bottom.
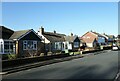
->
left=79, top=37, right=86, bottom=47
left=63, top=33, right=80, bottom=51
left=0, top=26, right=44, bottom=57
left=116, top=35, right=120, bottom=46
left=81, top=31, right=106, bottom=47
left=37, top=26, right=65, bottom=53
left=101, top=33, right=115, bottom=46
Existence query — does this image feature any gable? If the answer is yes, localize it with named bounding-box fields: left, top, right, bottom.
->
left=82, top=32, right=97, bottom=43
left=0, top=26, right=14, bottom=39
left=82, top=32, right=97, bottom=39
left=74, top=37, right=80, bottom=42
left=20, top=31, right=42, bottom=41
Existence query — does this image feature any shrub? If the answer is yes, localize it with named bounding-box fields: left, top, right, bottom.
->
left=2, top=54, right=17, bottom=60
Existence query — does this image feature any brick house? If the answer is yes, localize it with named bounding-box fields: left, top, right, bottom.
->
left=81, top=31, right=106, bottom=47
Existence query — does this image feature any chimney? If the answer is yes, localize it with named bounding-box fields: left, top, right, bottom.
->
left=39, top=26, right=44, bottom=34
left=71, top=33, right=73, bottom=36
left=54, top=30, right=56, bottom=34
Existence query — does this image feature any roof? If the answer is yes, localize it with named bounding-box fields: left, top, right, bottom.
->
left=43, top=32, right=65, bottom=42
left=82, top=37, right=96, bottom=43
left=107, top=35, right=115, bottom=39
left=9, top=29, right=42, bottom=40
left=45, top=32, right=66, bottom=37
left=102, top=33, right=115, bottom=39
left=64, top=35, right=78, bottom=42
left=9, top=29, right=31, bottom=40
left=81, top=31, right=97, bottom=43
left=0, top=26, right=14, bottom=39
left=117, top=35, right=120, bottom=39
left=92, top=32, right=103, bottom=37
left=0, top=26, right=14, bottom=32
left=79, top=37, right=86, bottom=43
left=81, top=31, right=102, bottom=38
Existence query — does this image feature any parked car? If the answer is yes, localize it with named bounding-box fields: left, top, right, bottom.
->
left=112, top=45, right=119, bottom=51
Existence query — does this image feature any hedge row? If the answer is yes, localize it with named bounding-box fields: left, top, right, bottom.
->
left=2, top=53, right=69, bottom=68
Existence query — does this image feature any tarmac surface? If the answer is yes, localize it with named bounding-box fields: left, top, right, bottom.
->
left=2, top=50, right=118, bottom=80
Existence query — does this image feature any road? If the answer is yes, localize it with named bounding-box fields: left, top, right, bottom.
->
left=2, top=50, right=118, bottom=79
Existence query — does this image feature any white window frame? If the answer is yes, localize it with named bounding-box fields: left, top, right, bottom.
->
left=23, top=40, right=37, bottom=50
left=33, top=41, right=37, bottom=50
left=4, top=40, right=14, bottom=54
left=23, top=40, right=28, bottom=50
left=0, top=41, right=3, bottom=54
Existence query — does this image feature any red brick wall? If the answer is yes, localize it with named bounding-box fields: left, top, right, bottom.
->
left=82, top=32, right=97, bottom=43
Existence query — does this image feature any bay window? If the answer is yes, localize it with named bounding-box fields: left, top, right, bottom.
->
left=4, top=41, right=14, bottom=54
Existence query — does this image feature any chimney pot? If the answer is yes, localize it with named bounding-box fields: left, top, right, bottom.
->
left=71, top=33, right=73, bottom=36
left=54, top=30, right=56, bottom=33
left=39, top=26, right=44, bottom=34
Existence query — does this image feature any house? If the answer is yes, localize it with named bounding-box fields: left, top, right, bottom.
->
left=79, top=37, right=86, bottom=47
left=81, top=31, right=106, bottom=47
left=37, top=26, right=65, bottom=53
left=0, top=26, right=44, bottom=57
left=101, top=33, right=115, bottom=46
left=63, top=33, right=80, bottom=51
left=116, top=35, right=120, bottom=46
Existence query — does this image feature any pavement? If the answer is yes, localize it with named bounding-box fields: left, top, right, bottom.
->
left=2, top=54, right=83, bottom=74
left=1, top=50, right=109, bottom=75
left=2, top=50, right=118, bottom=80
left=0, top=50, right=109, bottom=75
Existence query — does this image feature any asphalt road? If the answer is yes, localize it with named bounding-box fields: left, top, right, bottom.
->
left=2, top=50, right=118, bottom=79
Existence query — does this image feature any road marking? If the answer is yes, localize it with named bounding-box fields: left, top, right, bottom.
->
left=114, top=71, right=120, bottom=81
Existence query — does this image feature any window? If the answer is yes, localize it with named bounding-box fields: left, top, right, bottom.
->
left=65, top=43, right=68, bottom=49
left=55, top=42, right=61, bottom=50
left=58, top=42, right=62, bottom=50
left=33, top=41, right=37, bottom=50
left=23, top=41, right=27, bottom=50
left=9, top=42, right=13, bottom=53
left=62, top=43, right=64, bottom=49
left=23, top=40, right=37, bottom=50
left=4, top=41, right=14, bottom=53
left=74, top=42, right=79, bottom=48
left=4, top=41, right=9, bottom=53
left=0, top=42, right=3, bottom=53
left=56, top=43, right=58, bottom=49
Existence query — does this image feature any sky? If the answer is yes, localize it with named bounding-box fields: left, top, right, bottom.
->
left=1, top=0, right=119, bottom=2
left=2, top=2, right=118, bottom=36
